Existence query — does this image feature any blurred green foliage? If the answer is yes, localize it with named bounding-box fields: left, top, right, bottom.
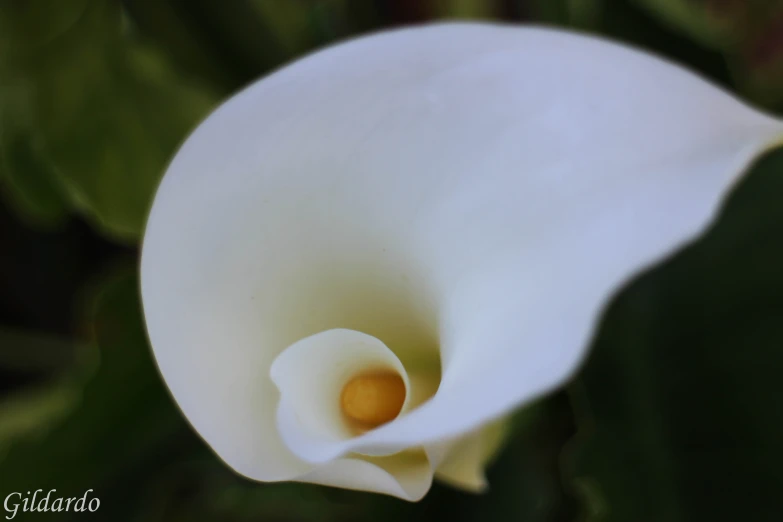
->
left=568, top=149, right=783, bottom=522
left=0, top=0, right=217, bottom=241
left=1, top=0, right=783, bottom=521
left=632, top=0, right=783, bottom=107
left=0, top=328, right=91, bottom=460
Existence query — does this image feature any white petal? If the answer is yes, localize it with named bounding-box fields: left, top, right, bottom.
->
left=141, top=22, right=783, bottom=484
left=435, top=433, right=488, bottom=492
left=271, top=329, right=441, bottom=462
left=300, top=451, right=433, bottom=501
left=434, top=419, right=509, bottom=492
left=270, top=328, right=412, bottom=460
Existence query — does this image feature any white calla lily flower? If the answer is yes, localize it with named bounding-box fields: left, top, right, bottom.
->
left=140, top=22, right=783, bottom=501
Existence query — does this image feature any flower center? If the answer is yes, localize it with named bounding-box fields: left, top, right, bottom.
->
left=340, top=371, right=406, bottom=429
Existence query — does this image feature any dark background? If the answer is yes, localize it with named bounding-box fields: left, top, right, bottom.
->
left=2, top=1, right=783, bottom=520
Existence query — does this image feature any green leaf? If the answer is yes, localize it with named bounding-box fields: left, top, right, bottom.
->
left=529, top=0, right=572, bottom=25
left=0, top=274, right=187, bottom=506
left=0, top=328, right=94, bottom=457
left=583, top=0, right=733, bottom=94
left=728, top=12, right=783, bottom=110
left=119, top=0, right=243, bottom=94
left=0, top=0, right=83, bottom=227
left=436, top=0, right=500, bottom=19
left=208, top=0, right=369, bottom=71
left=625, top=0, right=783, bottom=108
left=523, top=0, right=602, bottom=29
left=249, top=0, right=341, bottom=55
left=0, top=382, right=82, bottom=460
left=567, top=147, right=783, bottom=521
left=629, top=0, right=746, bottom=48
left=470, top=396, right=577, bottom=521
left=0, top=119, right=71, bottom=227
left=0, top=0, right=91, bottom=57
left=46, top=40, right=216, bottom=242
left=133, top=458, right=351, bottom=522
left=0, top=327, right=87, bottom=373
left=0, top=0, right=218, bottom=242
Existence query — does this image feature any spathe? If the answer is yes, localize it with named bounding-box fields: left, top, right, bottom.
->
left=141, top=22, right=783, bottom=500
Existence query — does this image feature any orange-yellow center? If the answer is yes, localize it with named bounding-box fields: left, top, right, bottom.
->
left=340, top=371, right=406, bottom=429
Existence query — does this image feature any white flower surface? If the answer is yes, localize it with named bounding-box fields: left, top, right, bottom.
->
left=140, top=22, right=783, bottom=501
